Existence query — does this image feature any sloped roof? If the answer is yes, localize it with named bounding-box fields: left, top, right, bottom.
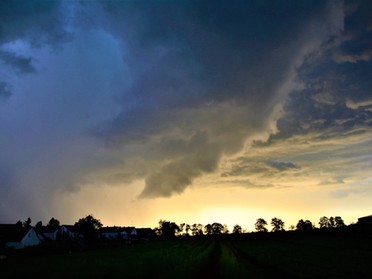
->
left=100, top=226, right=122, bottom=233
left=60, top=225, right=80, bottom=232
left=99, top=226, right=136, bottom=233
left=358, top=215, right=372, bottom=222
left=0, top=224, right=30, bottom=242
left=36, top=226, right=58, bottom=234
left=122, top=226, right=136, bottom=234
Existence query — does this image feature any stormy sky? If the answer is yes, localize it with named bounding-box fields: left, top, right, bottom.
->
left=0, top=0, right=371, bottom=230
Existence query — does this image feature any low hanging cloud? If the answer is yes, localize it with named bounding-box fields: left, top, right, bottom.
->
left=94, top=0, right=343, bottom=198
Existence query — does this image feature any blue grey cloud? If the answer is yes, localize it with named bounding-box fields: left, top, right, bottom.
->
left=0, top=0, right=70, bottom=46
left=93, top=0, right=338, bottom=197
left=220, top=1, right=372, bottom=192
left=260, top=0, right=372, bottom=143
left=0, top=81, right=11, bottom=100
left=0, top=50, right=35, bottom=73
left=0, top=0, right=364, bottom=222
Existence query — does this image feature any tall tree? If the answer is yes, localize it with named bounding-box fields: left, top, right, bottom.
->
left=156, top=220, right=180, bottom=239
left=211, top=223, right=224, bottom=235
left=334, top=216, right=345, bottom=228
left=35, top=221, right=43, bottom=229
left=23, top=217, right=32, bottom=228
left=271, top=218, right=285, bottom=232
left=74, top=214, right=102, bottom=239
left=204, top=224, right=213, bottom=235
left=329, top=217, right=335, bottom=228
left=296, top=219, right=313, bottom=231
left=179, top=223, right=185, bottom=236
left=255, top=218, right=268, bottom=232
left=192, top=224, right=204, bottom=236
left=47, top=217, right=60, bottom=229
left=185, top=224, right=191, bottom=236
left=319, top=216, right=345, bottom=229
left=319, top=216, right=331, bottom=229
left=233, top=224, right=242, bottom=234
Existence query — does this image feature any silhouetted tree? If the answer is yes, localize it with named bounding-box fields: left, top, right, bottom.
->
left=319, top=216, right=331, bottom=229
left=47, top=217, right=60, bottom=229
left=185, top=224, right=191, bottom=236
left=233, top=224, right=242, bottom=234
left=178, top=223, right=185, bottom=236
left=204, top=224, right=213, bottom=235
left=156, top=220, right=180, bottom=239
left=204, top=223, right=224, bottom=235
left=191, top=224, right=203, bottom=236
left=255, top=218, right=268, bottom=232
left=329, top=217, right=335, bottom=227
left=334, top=216, right=345, bottom=228
left=212, top=223, right=224, bottom=235
left=271, top=218, right=285, bottom=232
left=23, top=217, right=32, bottom=228
left=74, top=214, right=102, bottom=239
left=296, top=219, right=314, bottom=231
left=319, top=216, right=345, bottom=229
left=35, top=221, right=43, bottom=229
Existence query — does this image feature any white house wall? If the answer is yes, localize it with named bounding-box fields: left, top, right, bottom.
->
left=21, top=228, right=42, bottom=247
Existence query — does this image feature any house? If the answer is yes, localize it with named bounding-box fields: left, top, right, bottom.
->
left=37, top=226, right=58, bottom=241
left=136, top=228, right=155, bottom=241
left=99, top=226, right=154, bottom=241
left=357, top=215, right=372, bottom=226
left=357, top=214, right=372, bottom=231
left=99, top=226, right=137, bottom=240
left=38, top=225, right=83, bottom=241
left=56, top=225, right=82, bottom=240
left=100, top=226, right=122, bottom=240
left=122, top=227, right=137, bottom=239
left=0, top=224, right=44, bottom=249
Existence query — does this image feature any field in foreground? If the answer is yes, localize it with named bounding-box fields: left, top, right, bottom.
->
left=1, top=232, right=371, bottom=278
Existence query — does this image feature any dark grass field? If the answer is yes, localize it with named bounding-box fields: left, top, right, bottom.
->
left=1, top=232, right=371, bottom=278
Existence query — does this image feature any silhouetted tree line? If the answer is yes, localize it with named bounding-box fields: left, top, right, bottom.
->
left=16, top=215, right=103, bottom=239
left=154, top=216, right=352, bottom=239
left=13, top=214, right=363, bottom=242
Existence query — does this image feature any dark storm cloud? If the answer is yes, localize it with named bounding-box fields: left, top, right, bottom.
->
left=0, top=0, right=70, bottom=46
left=222, top=157, right=300, bottom=177
left=94, top=0, right=338, bottom=197
left=100, top=0, right=327, bottom=110
left=0, top=0, right=347, bottom=221
left=258, top=0, right=372, bottom=144
left=0, top=50, right=35, bottom=73
left=221, top=1, right=372, bottom=192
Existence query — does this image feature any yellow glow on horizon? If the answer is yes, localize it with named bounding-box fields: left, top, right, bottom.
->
left=52, top=176, right=369, bottom=232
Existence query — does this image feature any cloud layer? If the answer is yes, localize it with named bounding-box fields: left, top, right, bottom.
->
left=220, top=0, right=372, bottom=196
left=1, top=0, right=371, bottom=222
